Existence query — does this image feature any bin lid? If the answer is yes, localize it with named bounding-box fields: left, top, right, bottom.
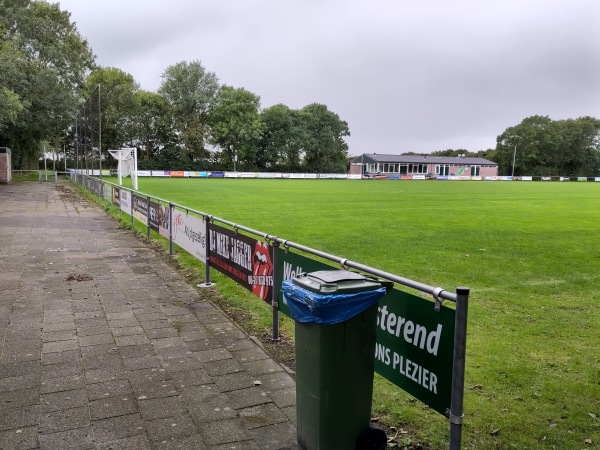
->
left=292, top=270, right=383, bottom=294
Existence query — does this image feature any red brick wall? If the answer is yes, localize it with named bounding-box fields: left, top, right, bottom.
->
left=0, top=153, right=11, bottom=183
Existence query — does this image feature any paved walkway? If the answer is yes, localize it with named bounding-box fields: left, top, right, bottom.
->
left=0, top=181, right=298, bottom=450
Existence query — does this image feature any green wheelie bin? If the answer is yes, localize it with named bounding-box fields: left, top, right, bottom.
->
left=281, top=270, right=392, bottom=450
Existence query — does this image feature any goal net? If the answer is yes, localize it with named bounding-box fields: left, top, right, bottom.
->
left=108, top=148, right=138, bottom=190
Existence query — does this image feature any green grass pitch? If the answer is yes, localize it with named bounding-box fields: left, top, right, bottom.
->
left=125, top=177, right=600, bottom=449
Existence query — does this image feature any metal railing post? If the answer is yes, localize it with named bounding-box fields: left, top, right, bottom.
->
left=147, top=195, right=151, bottom=238
left=204, top=219, right=212, bottom=286
left=169, top=203, right=173, bottom=256
left=130, top=190, right=134, bottom=225
left=271, top=241, right=280, bottom=341
left=449, top=287, right=470, bottom=450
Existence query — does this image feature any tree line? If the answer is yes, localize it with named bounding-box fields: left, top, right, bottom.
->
left=407, top=115, right=600, bottom=177
left=1, top=1, right=350, bottom=173
left=2, top=1, right=599, bottom=176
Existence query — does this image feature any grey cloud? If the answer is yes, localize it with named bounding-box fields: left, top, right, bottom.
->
left=59, top=0, right=600, bottom=154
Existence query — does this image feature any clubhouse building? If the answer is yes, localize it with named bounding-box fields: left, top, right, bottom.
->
left=350, top=153, right=498, bottom=179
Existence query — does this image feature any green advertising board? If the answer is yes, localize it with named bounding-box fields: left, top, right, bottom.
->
left=374, top=288, right=455, bottom=415
left=277, top=248, right=456, bottom=416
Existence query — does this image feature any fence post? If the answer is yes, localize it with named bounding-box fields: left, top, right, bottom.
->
left=204, top=219, right=212, bottom=286
left=449, top=287, right=470, bottom=450
left=271, top=241, right=280, bottom=341
left=130, top=190, right=134, bottom=225
left=147, top=195, right=151, bottom=238
left=169, top=203, right=173, bottom=256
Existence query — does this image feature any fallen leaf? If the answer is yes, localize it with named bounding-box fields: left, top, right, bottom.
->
left=253, top=380, right=262, bottom=386
left=589, top=413, right=597, bottom=419
left=584, top=438, right=592, bottom=445
left=490, top=428, right=500, bottom=436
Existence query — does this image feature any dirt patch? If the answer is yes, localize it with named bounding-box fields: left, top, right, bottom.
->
left=54, top=184, right=80, bottom=203
left=65, top=273, right=94, bottom=282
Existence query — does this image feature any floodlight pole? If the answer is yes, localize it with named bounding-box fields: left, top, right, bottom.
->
left=98, top=84, right=102, bottom=178
left=511, top=143, right=517, bottom=178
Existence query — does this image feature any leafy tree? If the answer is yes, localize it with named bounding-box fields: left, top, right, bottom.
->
left=258, top=104, right=305, bottom=171
left=496, top=116, right=600, bottom=176
left=130, top=90, right=175, bottom=160
left=158, top=60, right=219, bottom=161
left=0, top=39, right=25, bottom=132
left=209, top=86, right=264, bottom=171
left=0, top=0, right=95, bottom=168
left=83, top=68, right=139, bottom=165
left=299, top=103, right=350, bottom=173
left=431, top=149, right=473, bottom=157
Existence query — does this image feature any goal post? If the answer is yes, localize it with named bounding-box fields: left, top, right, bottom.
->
left=108, top=147, right=138, bottom=190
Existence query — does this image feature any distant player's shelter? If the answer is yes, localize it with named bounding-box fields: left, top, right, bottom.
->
left=0, top=147, right=11, bottom=183
left=350, top=153, right=498, bottom=178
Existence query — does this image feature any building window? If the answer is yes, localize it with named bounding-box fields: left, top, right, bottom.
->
left=408, top=163, right=428, bottom=174
left=470, top=165, right=480, bottom=176
left=436, top=165, right=450, bottom=176
left=399, top=164, right=408, bottom=174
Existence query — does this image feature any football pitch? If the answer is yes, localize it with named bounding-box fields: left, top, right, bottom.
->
left=127, top=178, right=600, bottom=449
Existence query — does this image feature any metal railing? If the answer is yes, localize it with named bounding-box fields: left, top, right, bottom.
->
left=70, top=171, right=469, bottom=450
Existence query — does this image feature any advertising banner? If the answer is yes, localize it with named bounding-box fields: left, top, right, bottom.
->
left=171, top=171, right=185, bottom=177
left=148, top=201, right=160, bottom=233
left=158, top=205, right=170, bottom=238
left=151, top=171, right=170, bottom=177
left=577, top=177, right=587, bottom=182
left=521, top=176, right=533, bottom=181
left=542, top=177, right=551, bottom=181
left=132, top=194, right=148, bottom=225
left=172, top=209, right=207, bottom=262
left=374, top=289, right=455, bottom=416
left=595, top=177, right=600, bottom=182
left=209, top=171, right=225, bottom=178
left=348, top=174, right=362, bottom=180
left=276, top=249, right=456, bottom=415
left=120, top=190, right=131, bottom=215
left=413, top=175, right=426, bottom=180
left=112, top=187, right=120, bottom=206
left=209, top=224, right=273, bottom=301
left=137, top=170, right=151, bottom=177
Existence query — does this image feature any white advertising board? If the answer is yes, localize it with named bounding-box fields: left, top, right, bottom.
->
left=120, top=190, right=131, bottom=215
left=171, top=209, right=207, bottom=262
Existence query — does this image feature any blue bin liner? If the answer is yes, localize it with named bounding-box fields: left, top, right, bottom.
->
left=281, top=279, right=387, bottom=325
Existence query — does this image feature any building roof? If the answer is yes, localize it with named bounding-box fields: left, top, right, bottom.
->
left=352, top=153, right=497, bottom=166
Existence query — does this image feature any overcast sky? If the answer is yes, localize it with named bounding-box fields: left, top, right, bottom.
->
left=57, top=0, right=600, bottom=156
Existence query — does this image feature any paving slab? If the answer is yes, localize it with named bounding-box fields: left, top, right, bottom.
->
left=0, top=181, right=298, bottom=449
